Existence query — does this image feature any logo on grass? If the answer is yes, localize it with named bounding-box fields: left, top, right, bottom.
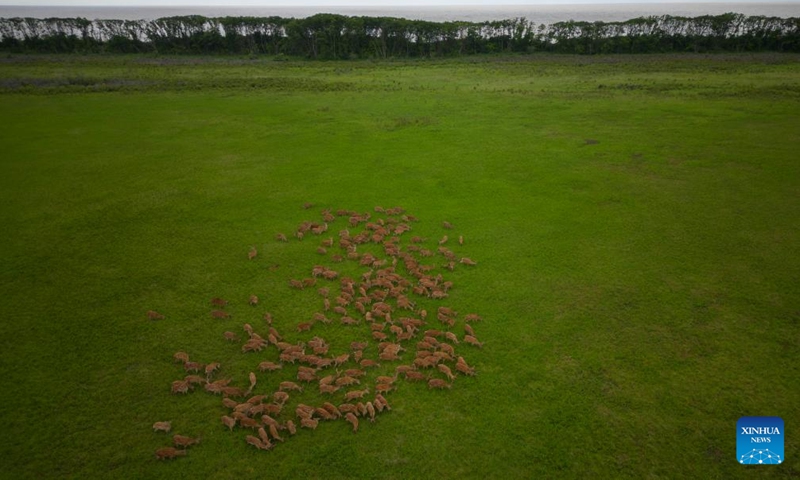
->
left=737, top=417, right=783, bottom=465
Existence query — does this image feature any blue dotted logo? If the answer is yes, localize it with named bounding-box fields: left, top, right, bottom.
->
left=737, top=417, right=784, bottom=465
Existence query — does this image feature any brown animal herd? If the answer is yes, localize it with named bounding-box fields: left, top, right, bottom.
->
left=152, top=206, right=482, bottom=459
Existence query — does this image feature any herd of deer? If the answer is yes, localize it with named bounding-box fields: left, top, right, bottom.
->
left=153, top=205, right=483, bottom=459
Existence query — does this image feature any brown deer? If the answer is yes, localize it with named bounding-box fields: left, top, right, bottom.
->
left=272, top=391, right=290, bottom=405
left=375, top=393, right=391, bottom=411
left=365, top=402, right=376, bottom=422
left=173, top=435, right=200, bottom=448
left=205, top=362, right=220, bottom=377
left=258, top=361, right=282, bottom=372
left=279, top=381, right=303, bottom=392
left=184, top=375, right=205, bottom=386
left=155, top=447, right=187, bottom=460
left=335, top=376, right=360, bottom=387
left=375, top=383, right=394, bottom=394
left=267, top=423, right=284, bottom=442
left=248, top=246, right=257, bottom=260
left=345, top=412, right=359, bottom=433
left=333, top=353, right=350, bottom=367
left=344, top=388, right=370, bottom=402
left=223, top=331, right=238, bottom=342
left=221, top=386, right=246, bottom=398
left=319, top=384, right=340, bottom=395
left=460, top=257, right=477, bottom=266
left=295, top=404, right=315, bottom=419
left=211, top=310, right=231, bottom=319
left=249, top=295, right=259, bottom=306
left=257, top=427, right=270, bottom=445
left=204, top=383, right=222, bottom=395
left=236, top=417, right=259, bottom=431
left=296, top=322, right=313, bottom=333
left=276, top=233, right=288, bottom=242
left=428, top=378, right=452, bottom=390
left=360, top=359, right=380, bottom=369
left=443, top=331, right=460, bottom=344
left=246, top=435, right=271, bottom=450
left=322, top=402, right=342, bottom=418
left=221, top=415, right=236, bottom=431
left=211, top=297, right=227, bottom=307
left=455, top=357, right=476, bottom=376
left=152, top=421, right=171, bottom=433
left=285, top=420, right=297, bottom=435
left=147, top=310, right=165, bottom=320
left=173, top=351, right=189, bottom=364
left=300, top=417, right=319, bottom=430
left=405, top=370, right=426, bottom=382
left=437, top=364, right=456, bottom=381
left=171, top=380, right=191, bottom=394
left=464, top=335, right=484, bottom=348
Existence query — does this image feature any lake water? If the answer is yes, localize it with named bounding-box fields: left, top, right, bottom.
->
left=1, top=3, right=798, bottom=24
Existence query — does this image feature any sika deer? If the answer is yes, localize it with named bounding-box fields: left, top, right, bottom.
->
left=273, top=391, right=290, bottom=405
left=221, top=415, right=236, bottom=431
left=464, top=335, right=484, bottom=348
left=173, top=352, right=189, bottom=364
left=269, top=424, right=284, bottom=442
left=437, top=364, right=455, bottom=381
left=171, top=380, right=191, bottom=394
left=322, top=402, right=342, bottom=419
left=428, top=378, right=452, bottom=390
left=375, top=393, right=391, bottom=411
left=279, top=381, right=303, bottom=392
left=319, top=384, right=340, bottom=395
left=300, top=417, right=319, bottom=430
left=205, top=362, right=220, bottom=378
left=335, top=376, right=360, bottom=387
left=344, top=388, right=370, bottom=402
left=345, top=412, right=359, bottom=433
left=223, top=331, right=238, bottom=342
left=258, top=361, right=282, bottom=372
left=248, top=246, right=257, bottom=260
left=173, top=435, right=200, bottom=448
left=155, top=447, right=187, bottom=460
left=246, top=435, right=271, bottom=450
left=184, top=375, right=205, bottom=385
left=152, top=421, right=171, bottom=433
left=285, top=420, right=297, bottom=435
left=147, top=310, right=165, bottom=320
left=365, top=402, right=376, bottom=422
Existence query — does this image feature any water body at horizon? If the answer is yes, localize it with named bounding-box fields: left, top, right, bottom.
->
left=1, top=3, right=798, bottom=24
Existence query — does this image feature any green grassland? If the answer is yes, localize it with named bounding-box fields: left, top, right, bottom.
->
left=0, top=53, right=799, bottom=479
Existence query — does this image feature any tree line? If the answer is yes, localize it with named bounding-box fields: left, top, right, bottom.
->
left=0, top=13, right=798, bottom=57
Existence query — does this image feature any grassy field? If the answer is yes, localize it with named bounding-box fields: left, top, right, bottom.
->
left=0, top=53, right=799, bottom=479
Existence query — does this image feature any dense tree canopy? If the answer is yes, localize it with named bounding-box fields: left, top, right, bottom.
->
left=1, top=13, right=798, bottom=56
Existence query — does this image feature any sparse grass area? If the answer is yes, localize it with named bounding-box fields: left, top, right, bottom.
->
left=0, top=53, right=799, bottom=479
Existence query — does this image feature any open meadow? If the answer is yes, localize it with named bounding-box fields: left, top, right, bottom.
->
left=0, top=53, right=799, bottom=478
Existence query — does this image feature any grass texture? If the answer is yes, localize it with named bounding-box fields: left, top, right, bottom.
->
left=0, top=53, right=799, bottom=479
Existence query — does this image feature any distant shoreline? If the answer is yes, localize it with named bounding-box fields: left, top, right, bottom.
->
left=1, top=3, right=798, bottom=23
